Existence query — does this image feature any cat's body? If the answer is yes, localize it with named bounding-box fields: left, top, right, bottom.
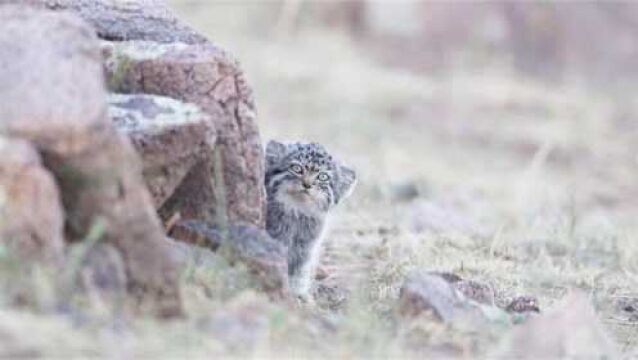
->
left=264, top=141, right=356, bottom=300
left=266, top=198, right=325, bottom=296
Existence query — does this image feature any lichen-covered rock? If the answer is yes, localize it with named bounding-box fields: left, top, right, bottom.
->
left=396, top=271, right=514, bottom=329
left=430, top=272, right=496, bottom=306
left=313, top=283, right=349, bottom=311
left=0, top=137, right=65, bottom=263
left=170, top=220, right=288, bottom=297
left=614, top=296, right=638, bottom=322
left=453, top=280, right=496, bottom=306
left=102, top=40, right=265, bottom=228
left=434, top=272, right=540, bottom=314
left=37, top=0, right=266, bottom=229
left=505, top=296, right=540, bottom=314
left=0, top=6, right=181, bottom=316
left=11, top=0, right=208, bottom=44
left=108, top=93, right=216, bottom=208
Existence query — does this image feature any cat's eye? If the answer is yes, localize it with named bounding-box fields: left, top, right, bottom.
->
left=289, top=164, right=303, bottom=174
left=317, top=173, right=330, bottom=181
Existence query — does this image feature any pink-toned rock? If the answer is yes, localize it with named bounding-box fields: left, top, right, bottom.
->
left=0, top=137, right=65, bottom=263
left=33, top=0, right=266, bottom=229
left=9, top=0, right=208, bottom=45
left=108, top=93, right=216, bottom=208
left=102, top=40, right=265, bottom=228
left=0, top=6, right=181, bottom=316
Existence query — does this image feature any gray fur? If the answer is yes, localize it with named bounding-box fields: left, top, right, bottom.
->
left=265, top=140, right=357, bottom=299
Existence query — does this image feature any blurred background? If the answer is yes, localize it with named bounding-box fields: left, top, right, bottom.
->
left=167, top=1, right=638, bottom=351
left=168, top=0, right=638, bottom=230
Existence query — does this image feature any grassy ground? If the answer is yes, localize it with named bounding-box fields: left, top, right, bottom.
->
left=170, top=2, right=638, bottom=356
left=1, top=2, right=637, bottom=358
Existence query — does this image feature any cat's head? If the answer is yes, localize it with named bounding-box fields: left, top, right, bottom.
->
left=265, top=140, right=357, bottom=214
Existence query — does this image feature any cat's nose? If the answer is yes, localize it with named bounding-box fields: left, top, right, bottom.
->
left=302, top=182, right=312, bottom=190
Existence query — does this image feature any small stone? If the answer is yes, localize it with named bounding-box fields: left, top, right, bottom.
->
left=313, top=283, right=349, bottom=311
left=505, top=296, right=540, bottom=313
left=398, top=271, right=467, bottom=322
left=389, top=181, right=420, bottom=202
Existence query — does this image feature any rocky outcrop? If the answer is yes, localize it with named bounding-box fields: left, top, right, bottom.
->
left=0, top=0, right=271, bottom=314
left=12, top=0, right=266, bottom=229
left=0, top=6, right=182, bottom=316
left=108, top=94, right=215, bottom=208
left=102, top=40, right=265, bottom=228
left=0, top=138, right=65, bottom=264
left=16, top=0, right=267, bottom=227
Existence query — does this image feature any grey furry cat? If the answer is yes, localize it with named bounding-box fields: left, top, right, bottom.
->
left=265, top=141, right=357, bottom=301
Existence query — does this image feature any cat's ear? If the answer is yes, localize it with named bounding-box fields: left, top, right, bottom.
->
left=335, top=164, right=357, bottom=204
left=266, top=140, right=287, bottom=168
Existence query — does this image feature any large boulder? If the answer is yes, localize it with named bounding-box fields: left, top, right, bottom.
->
left=32, top=0, right=266, bottom=229
left=27, top=0, right=267, bottom=229
left=0, top=6, right=181, bottom=316
left=108, top=93, right=216, bottom=208
left=0, top=137, right=65, bottom=263
left=102, top=40, right=265, bottom=228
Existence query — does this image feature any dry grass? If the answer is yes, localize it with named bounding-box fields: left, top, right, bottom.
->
left=0, top=1, right=637, bottom=358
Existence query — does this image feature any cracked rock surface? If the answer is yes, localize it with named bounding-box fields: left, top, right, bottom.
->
left=109, top=93, right=215, bottom=208
left=102, top=40, right=265, bottom=228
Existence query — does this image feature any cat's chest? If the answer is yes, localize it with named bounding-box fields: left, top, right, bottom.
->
left=267, top=201, right=324, bottom=244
